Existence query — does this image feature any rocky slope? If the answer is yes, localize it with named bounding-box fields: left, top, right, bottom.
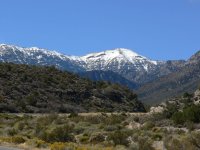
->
left=137, top=50, right=200, bottom=104
left=0, top=44, right=84, bottom=72
left=1, top=44, right=199, bottom=105
left=0, top=44, right=180, bottom=86
left=78, top=70, right=138, bottom=89
left=0, top=62, right=145, bottom=113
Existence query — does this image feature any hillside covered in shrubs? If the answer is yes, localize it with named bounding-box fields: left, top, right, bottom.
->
left=0, top=63, right=145, bottom=113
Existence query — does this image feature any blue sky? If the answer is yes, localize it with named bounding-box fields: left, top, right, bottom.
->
left=0, top=0, right=200, bottom=60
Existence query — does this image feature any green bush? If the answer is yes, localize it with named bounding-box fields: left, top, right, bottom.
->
left=189, top=131, right=200, bottom=148
left=164, top=135, right=196, bottom=150
left=42, top=125, right=75, bottom=143
left=79, top=135, right=89, bottom=144
left=50, top=142, right=66, bottom=150
left=104, top=125, right=121, bottom=131
left=68, top=112, right=78, bottom=118
left=104, top=114, right=126, bottom=125
left=7, top=128, right=18, bottom=136
left=11, top=136, right=26, bottom=144
left=138, top=136, right=154, bottom=150
left=89, top=133, right=105, bottom=144
left=184, top=105, right=200, bottom=123
left=172, top=105, right=200, bottom=124
left=142, top=121, right=155, bottom=130
left=172, top=112, right=185, bottom=125
left=108, top=130, right=132, bottom=146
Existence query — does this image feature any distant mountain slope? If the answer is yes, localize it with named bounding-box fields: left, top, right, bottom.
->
left=79, top=48, right=161, bottom=84
left=0, top=62, right=145, bottom=113
left=0, top=44, right=84, bottom=72
left=137, top=51, right=200, bottom=104
left=1, top=44, right=177, bottom=86
left=1, top=44, right=198, bottom=105
left=78, top=70, right=138, bottom=89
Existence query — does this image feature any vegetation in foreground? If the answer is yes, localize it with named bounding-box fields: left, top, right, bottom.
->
left=1, top=111, right=200, bottom=150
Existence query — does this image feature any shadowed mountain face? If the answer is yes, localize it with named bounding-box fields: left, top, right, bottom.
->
left=78, top=70, right=138, bottom=89
left=0, top=63, right=146, bottom=113
left=137, top=51, right=200, bottom=104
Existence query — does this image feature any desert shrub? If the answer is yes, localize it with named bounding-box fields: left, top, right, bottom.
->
left=133, top=116, right=139, bottom=122
left=6, top=128, right=18, bottom=136
left=11, top=136, right=26, bottom=144
left=172, top=105, right=200, bottom=124
left=26, top=139, right=48, bottom=148
left=15, top=121, right=26, bottom=131
left=108, top=130, right=132, bottom=146
left=83, top=115, right=104, bottom=124
left=152, top=133, right=163, bottom=141
left=103, top=114, right=126, bottom=125
left=89, top=133, right=105, bottom=144
left=37, top=114, right=59, bottom=126
left=138, top=136, right=154, bottom=150
left=35, top=123, right=45, bottom=136
left=189, top=131, right=200, bottom=149
left=79, top=135, right=90, bottom=144
left=42, top=125, right=75, bottom=143
left=185, top=122, right=195, bottom=131
left=122, top=121, right=129, bottom=126
left=172, top=112, right=185, bottom=125
left=183, top=92, right=193, bottom=98
left=68, top=112, right=78, bottom=118
left=69, top=115, right=84, bottom=123
left=73, top=126, right=85, bottom=134
left=142, top=121, right=155, bottom=130
left=164, top=135, right=196, bottom=150
left=50, top=142, right=66, bottom=150
left=162, top=102, right=179, bottom=118
left=128, top=143, right=139, bottom=150
left=183, top=105, right=200, bottom=123
left=104, top=125, right=121, bottom=132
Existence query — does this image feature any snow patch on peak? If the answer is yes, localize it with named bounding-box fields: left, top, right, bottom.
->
left=0, top=44, right=8, bottom=47
left=81, top=48, right=156, bottom=64
left=79, top=48, right=159, bottom=72
left=28, top=47, right=41, bottom=51
left=114, top=48, right=140, bottom=57
left=81, top=48, right=141, bottom=61
left=0, top=44, right=158, bottom=72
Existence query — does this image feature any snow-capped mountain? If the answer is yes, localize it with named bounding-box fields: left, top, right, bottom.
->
left=78, top=48, right=161, bottom=84
left=80, top=48, right=158, bottom=71
left=0, top=44, right=183, bottom=86
left=0, top=44, right=84, bottom=72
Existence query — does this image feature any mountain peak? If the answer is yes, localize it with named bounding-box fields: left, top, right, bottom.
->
left=187, top=50, right=200, bottom=64
left=113, top=48, right=140, bottom=57
left=80, top=48, right=158, bottom=73
left=81, top=48, right=145, bottom=62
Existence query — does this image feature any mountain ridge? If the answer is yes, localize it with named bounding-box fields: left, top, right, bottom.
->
left=1, top=44, right=199, bottom=105
left=0, top=44, right=164, bottom=84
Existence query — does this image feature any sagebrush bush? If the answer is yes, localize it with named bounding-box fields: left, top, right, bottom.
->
left=108, top=130, right=132, bottom=146
left=142, top=121, right=155, bottom=130
left=137, top=136, right=154, bottom=150
left=50, top=142, right=66, bottom=150
left=172, top=105, right=200, bottom=124
left=42, top=125, right=75, bottom=143
left=0, top=136, right=26, bottom=144
left=89, top=133, right=105, bottom=144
